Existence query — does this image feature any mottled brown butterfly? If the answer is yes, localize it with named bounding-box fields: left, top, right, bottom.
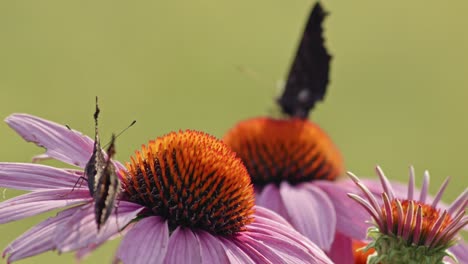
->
left=84, top=98, right=121, bottom=230
left=277, top=2, right=331, bottom=119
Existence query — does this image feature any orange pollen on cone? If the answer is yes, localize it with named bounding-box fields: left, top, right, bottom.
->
left=223, top=117, right=344, bottom=186
left=352, top=240, right=375, bottom=264
left=121, top=130, right=255, bottom=236
left=388, top=199, right=452, bottom=238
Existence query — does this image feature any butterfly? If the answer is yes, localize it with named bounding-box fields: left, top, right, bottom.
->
left=84, top=98, right=121, bottom=230
left=277, top=2, right=331, bottom=119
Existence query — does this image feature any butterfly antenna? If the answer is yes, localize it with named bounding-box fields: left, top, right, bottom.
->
left=236, top=65, right=274, bottom=87
left=103, top=120, right=136, bottom=149
left=94, top=96, right=101, bottom=136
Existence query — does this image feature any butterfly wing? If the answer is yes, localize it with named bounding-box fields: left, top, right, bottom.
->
left=93, top=135, right=120, bottom=230
left=277, top=2, right=331, bottom=119
left=84, top=139, right=105, bottom=197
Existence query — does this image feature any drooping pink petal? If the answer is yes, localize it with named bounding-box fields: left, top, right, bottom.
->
left=55, top=201, right=144, bottom=253
left=3, top=206, right=80, bottom=263
left=0, top=163, right=86, bottom=191
left=195, top=231, right=229, bottom=263
left=253, top=204, right=292, bottom=228
left=0, top=189, right=90, bottom=224
left=230, top=237, right=274, bottom=263
left=116, top=216, right=169, bottom=264
left=248, top=208, right=332, bottom=263
left=238, top=231, right=332, bottom=264
left=217, top=236, right=256, bottom=264
left=255, top=183, right=290, bottom=222
left=5, top=114, right=94, bottom=168
left=315, top=180, right=371, bottom=240
left=327, top=232, right=353, bottom=264
left=279, top=182, right=336, bottom=250
left=164, top=227, right=201, bottom=264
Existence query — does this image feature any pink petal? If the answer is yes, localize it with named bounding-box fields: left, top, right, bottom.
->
left=431, top=177, right=450, bottom=208
left=230, top=238, right=271, bottom=263
left=3, top=206, right=80, bottom=263
left=248, top=210, right=332, bottom=263
left=236, top=234, right=298, bottom=263
left=419, top=170, right=430, bottom=203
left=55, top=201, right=143, bottom=253
left=116, top=216, right=169, bottom=264
left=237, top=232, right=332, bottom=264
left=164, top=227, right=201, bottom=264
left=253, top=205, right=293, bottom=228
left=195, top=231, right=229, bottom=263
left=0, top=163, right=86, bottom=191
left=0, top=189, right=90, bottom=224
left=280, top=182, right=336, bottom=250
left=316, top=180, right=373, bottom=240
left=327, top=232, right=353, bottom=264
left=408, top=166, right=415, bottom=200
left=255, top=183, right=290, bottom=221
left=375, top=166, right=395, bottom=200
left=448, top=190, right=468, bottom=215
left=77, top=227, right=130, bottom=260
left=216, top=237, right=255, bottom=264
left=5, top=114, right=94, bottom=168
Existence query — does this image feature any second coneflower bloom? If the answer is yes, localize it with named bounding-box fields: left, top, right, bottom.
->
left=223, top=117, right=377, bottom=262
left=1, top=113, right=332, bottom=263
left=347, top=166, right=468, bottom=264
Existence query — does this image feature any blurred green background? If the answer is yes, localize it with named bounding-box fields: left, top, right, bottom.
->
left=0, top=0, right=467, bottom=263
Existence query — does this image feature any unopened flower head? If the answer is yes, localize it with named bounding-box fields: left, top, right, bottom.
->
left=347, top=166, right=468, bottom=264
left=0, top=113, right=332, bottom=263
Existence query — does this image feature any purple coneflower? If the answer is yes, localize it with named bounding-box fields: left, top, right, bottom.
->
left=347, top=166, right=468, bottom=263
left=223, top=117, right=380, bottom=263
left=1, top=113, right=332, bottom=263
